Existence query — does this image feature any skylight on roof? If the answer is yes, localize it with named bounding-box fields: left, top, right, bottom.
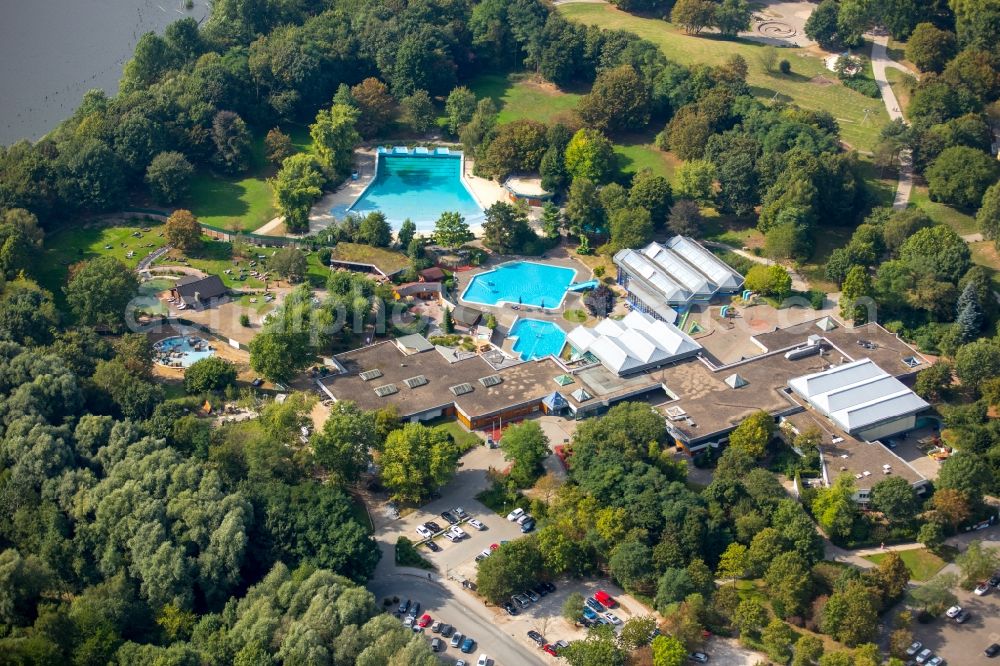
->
left=902, top=356, right=921, bottom=368
left=479, top=374, right=502, bottom=387
left=373, top=384, right=398, bottom=397
left=403, top=375, right=428, bottom=389
left=450, top=383, right=473, bottom=396
left=359, top=369, right=383, bottom=381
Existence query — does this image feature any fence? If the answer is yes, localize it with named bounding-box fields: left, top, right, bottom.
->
left=116, top=208, right=308, bottom=249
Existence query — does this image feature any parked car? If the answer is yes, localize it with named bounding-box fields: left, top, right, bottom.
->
left=454, top=507, right=468, bottom=519
left=512, top=593, right=531, bottom=607
left=449, top=526, right=467, bottom=539
left=444, top=531, right=462, bottom=542
left=432, top=621, right=442, bottom=633
left=531, top=585, right=548, bottom=598
left=425, top=521, right=442, bottom=533
left=403, top=616, right=414, bottom=629
left=516, top=513, right=532, bottom=525
left=955, top=609, right=971, bottom=623
left=477, top=549, right=491, bottom=560
left=985, top=643, right=1000, bottom=657
left=916, top=648, right=933, bottom=664
left=398, top=599, right=410, bottom=614
left=417, top=614, right=432, bottom=628
left=441, top=511, right=459, bottom=524
left=431, top=637, right=442, bottom=652
left=604, top=612, right=623, bottom=625
left=580, top=617, right=596, bottom=628
left=927, top=657, right=944, bottom=666
left=416, top=525, right=432, bottom=539
left=542, top=644, right=557, bottom=656
left=441, top=624, right=453, bottom=637
left=456, top=662, right=466, bottom=666
left=541, top=582, right=557, bottom=594
left=585, top=597, right=606, bottom=613
left=945, top=605, right=962, bottom=618
left=594, top=590, right=617, bottom=608
left=906, top=642, right=923, bottom=657
left=554, top=640, right=569, bottom=653
left=477, top=655, right=489, bottom=666
left=426, top=540, right=441, bottom=552
left=468, top=518, right=485, bottom=530
left=502, top=602, right=518, bottom=616
left=520, top=518, right=536, bottom=533
left=450, top=632, right=464, bottom=648
left=524, top=589, right=540, bottom=603
left=251, top=378, right=264, bottom=387
left=527, top=630, right=544, bottom=646
left=582, top=607, right=598, bottom=621
left=461, top=637, right=475, bottom=653
left=976, top=581, right=991, bottom=595
left=489, top=543, right=500, bottom=551
left=688, top=653, right=709, bottom=663
left=506, top=508, right=524, bottom=521
left=408, top=602, right=420, bottom=617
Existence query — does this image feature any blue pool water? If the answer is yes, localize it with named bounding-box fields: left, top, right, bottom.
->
left=154, top=336, right=216, bottom=369
left=345, top=154, right=483, bottom=231
left=461, top=261, right=576, bottom=309
left=509, top=319, right=567, bottom=361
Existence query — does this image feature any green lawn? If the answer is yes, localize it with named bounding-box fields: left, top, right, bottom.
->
left=614, top=131, right=678, bottom=181
left=910, top=186, right=979, bottom=235
left=863, top=548, right=946, bottom=582
left=425, top=418, right=483, bottom=450
left=331, top=242, right=410, bottom=276
left=558, top=3, right=889, bottom=151
left=468, top=73, right=585, bottom=125
left=38, top=219, right=168, bottom=300
left=969, top=241, right=1000, bottom=290
left=155, top=239, right=268, bottom=289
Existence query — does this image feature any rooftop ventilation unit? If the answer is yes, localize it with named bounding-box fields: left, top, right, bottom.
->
left=359, top=369, right=383, bottom=381
left=450, top=383, right=473, bottom=396
left=479, top=374, right=502, bottom=387
left=664, top=405, right=687, bottom=421
left=403, top=375, right=428, bottom=389
left=785, top=345, right=821, bottom=361
left=373, top=384, right=398, bottom=397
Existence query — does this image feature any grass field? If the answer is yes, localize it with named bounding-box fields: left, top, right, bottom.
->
left=863, top=548, right=946, bottom=581
left=558, top=3, right=889, bottom=151
left=969, top=241, right=1000, bottom=290
left=331, top=242, right=410, bottom=276
left=156, top=240, right=268, bottom=289
left=614, top=131, right=679, bottom=181
left=910, top=186, right=979, bottom=235
left=469, top=73, right=585, bottom=125
left=885, top=68, right=915, bottom=118
left=38, top=219, right=168, bottom=300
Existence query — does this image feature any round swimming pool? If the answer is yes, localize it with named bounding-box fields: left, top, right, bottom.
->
left=154, top=336, right=216, bottom=369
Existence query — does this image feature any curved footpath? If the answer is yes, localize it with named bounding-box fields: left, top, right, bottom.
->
left=870, top=34, right=915, bottom=210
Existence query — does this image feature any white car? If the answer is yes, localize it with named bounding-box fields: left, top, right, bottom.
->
left=915, top=648, right=933, bottom=664
left=507, top=508, right=524, bottom=522
left=945, top=605, right=962, bottom=618
left=516, top=513, right=532, bottom=525
left=444, top=531, right=462, bottom=542
left=415, top=525, right=433, bottom=539
left=454, top=507, right=468, bottom=518
left=449, top=526, right=467, bottom=539
left=604, top=612, right=623, bottom=625
left=477, top=655, right=489, bottom=666
left=468, top=518, right=485, bottom=530
left=403, top=615, right=414, bottom=628
left=975, top=581, right=991, bottom=595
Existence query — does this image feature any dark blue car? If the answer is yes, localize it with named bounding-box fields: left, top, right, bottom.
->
left=461, top=636, right=476, bottom=653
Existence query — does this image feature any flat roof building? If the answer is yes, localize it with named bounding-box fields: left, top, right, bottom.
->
left=614, top=237, right=744, bottom=318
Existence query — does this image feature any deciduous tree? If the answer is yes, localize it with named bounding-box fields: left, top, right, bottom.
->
left=165, top=209, right=201, bottom=252
left=145, top=152, right=194, bottom=204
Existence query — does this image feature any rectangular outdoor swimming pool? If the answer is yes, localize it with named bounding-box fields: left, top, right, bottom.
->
left=461, top=261, right=576, bottom=309
left=509, top=318, right=567, bottom=361
left=345, top=152, right=483, bottom=232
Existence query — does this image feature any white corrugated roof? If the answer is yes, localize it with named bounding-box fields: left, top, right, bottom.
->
left=567, top=310, right=701, bottom=375
left=788, top=359, right=929, bottom=435
left=642, top=243, right=715, bottom=297
left=664, top=236, right=745, bottom=290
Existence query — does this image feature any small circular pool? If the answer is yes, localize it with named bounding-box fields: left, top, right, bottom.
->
left=154, top=336, right=216, bottom=369
left=509, top=318, right=567, bottom=361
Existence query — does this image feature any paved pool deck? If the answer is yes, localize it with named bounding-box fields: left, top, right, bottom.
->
left=255, top=148, right=509, bottom=237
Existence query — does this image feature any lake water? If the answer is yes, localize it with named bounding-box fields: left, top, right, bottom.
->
left=0, top=0, right=209, bottom=146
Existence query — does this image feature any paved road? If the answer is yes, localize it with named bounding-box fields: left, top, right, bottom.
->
left=368, top=574, right=546, bottom=666
left=870, top=34, right=914, bottom=211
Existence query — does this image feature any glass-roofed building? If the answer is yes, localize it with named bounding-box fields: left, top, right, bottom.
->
left=613, top=236, right=745, bottom=320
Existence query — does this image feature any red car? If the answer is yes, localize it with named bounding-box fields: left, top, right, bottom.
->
left=417, top=614, right=432, bottom=628
left=594, top=590, right=617, bottom=608
left=490, top=543, right=500, bottom=551
left=542, top=644, right=557, bottom=656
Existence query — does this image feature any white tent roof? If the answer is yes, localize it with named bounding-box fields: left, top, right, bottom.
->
left=788, top=359, right=929, bottom=434
left=567, top=310, right=702, bottom=375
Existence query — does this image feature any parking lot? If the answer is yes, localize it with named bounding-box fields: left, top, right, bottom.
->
left=906, top=584, right=1000, bottom=664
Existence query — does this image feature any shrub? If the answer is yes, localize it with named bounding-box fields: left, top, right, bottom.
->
left=842, top=77, right=880, bottom=98
left=779, top=60, right=791, bottom=74
left=240, top=313, right=250, bottom=327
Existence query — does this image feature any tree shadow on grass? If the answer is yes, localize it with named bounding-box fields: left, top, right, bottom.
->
left=749, top=85, right=795, bottom=103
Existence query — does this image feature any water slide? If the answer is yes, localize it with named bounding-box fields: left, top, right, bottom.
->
left=567, top=280, right=599, bottom=292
